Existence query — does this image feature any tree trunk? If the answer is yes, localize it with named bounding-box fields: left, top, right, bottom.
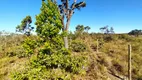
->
left=62, top=5, right=73, bottom=49
left=63, top=13, right=72, bottom=49
left=64, top=37, right=68, bottom=49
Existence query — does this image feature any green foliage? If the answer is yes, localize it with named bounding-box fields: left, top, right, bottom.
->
left=16, top=16, right=34, bottom=36
left=76, top=25, right=84, bottom=32
left=11, top=67, right=72, bottom=80
left=11, top=51, right=88, bottom=80
left=35, top=0, right=64, bottom=54
left=58, top=0, right=86, bottom=48
left=0, top=34, right=26, bottom=58
left=4, top=0, right=141, bottom=80
left=22, top=38, right=37, bottom=57
left=61, top=31, right=68, bottom=37
left=118, top=34, right=135, bottom=42
left=118, top=34, right=129, bottom=39
left=84, top=26, right=91, bottom=33
left=70, top=40, right=87, bottom=52
left=31, top=51, right=87, bottom=73
left=35, top=0, right=62, bottom=39
left=100, top=25, right=115, bottom=34
left=103, top=35, right=118, bottom=42
left=75, top=25, right=90, bottom=33
left=11, top=0, right=88, bottom=80
left=128, top=29, right=142, bottom=36
left=6, top=46, right=25, bottom=58
left=1, top=30, right=142, bottom=79
left=73, top=25, right=90, bottom=39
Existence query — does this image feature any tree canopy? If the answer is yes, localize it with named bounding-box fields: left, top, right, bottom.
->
left=100, top=25, right=115, bottom=34
left=57, top=0, right=86, bottom=49
left=84, top=26, right=91, bottom=33
left=128, top=29, right=142, bottom=36
left=16, top=16, right=34, bottom=36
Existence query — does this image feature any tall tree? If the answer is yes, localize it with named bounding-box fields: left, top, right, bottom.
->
left=42, top=0, right=86, bottom=49
left=76, top=25, right=84, bottom=32
left=59, top=0, right=86, bottom=49
left=35, top=0, right=63, bottom=49
left=16, top=16, right=34, bottom=36
left=110, top=27, right=115, bottom=34
left=84, top=26, right=91, bottom=33
left=100, top=25, right=108, bottom=34
left=100, top=25, right=115, bottom=34
left=128, top=29, right=142, bottom=37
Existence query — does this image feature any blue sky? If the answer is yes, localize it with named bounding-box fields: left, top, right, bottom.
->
left=0, top=0, right=142, bottom=33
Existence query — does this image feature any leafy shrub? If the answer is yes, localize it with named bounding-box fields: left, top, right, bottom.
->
left=128, top=29, right=142, bottom=37
left=31, top=51, right=87, bottom=73
left=118, top=34, right=134, bottom=41
left=5, top=46, right=25, bottom=58
left=11, top=0, right=88, bottom=79
left=11, top=67, right=72, bottom=80
left=119, top=34, right=129, bottom=39
left=91, top=39, right=104, bottom=51
left=6, top=52, right=16, bottom=57
left=103, top=35, right=118, bottom=42
left=0, top=34, right=25, bottom=58
left=70, top=40, right=87, bottom=52
left=22, top=38, right=37, bottom=57
left=11, top=50, right=88, bottom=80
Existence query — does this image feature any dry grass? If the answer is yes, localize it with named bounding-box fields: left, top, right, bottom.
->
left=75, top=34, right=142, bottom=79
left=0, top=33, right=142, bottom=79
left=0, top=56, right=28, bottom=80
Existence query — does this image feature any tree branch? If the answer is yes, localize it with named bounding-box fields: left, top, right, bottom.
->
left=66, top=0, right=69, bottom=9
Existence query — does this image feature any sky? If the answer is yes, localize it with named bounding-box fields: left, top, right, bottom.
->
left=0, top=0, right=142, bottom=33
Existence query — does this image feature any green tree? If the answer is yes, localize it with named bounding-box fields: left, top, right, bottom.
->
left=76, top=25, right=84, bottom=32
left=41, top=0, right=86, bottom=49
left=100, top=25, right=108, bottom=34
left=84, top=26, right=91, bottom=33
left=11, top=1, right=88, bottom=79
left=110, top=27, right=115, bottom=34
left=128, top=29, right=142, bottom=37
left=16, top=16, right=34, bottom=36
left=100, top=25, right=114, bottom=34
left=74, top=25, right=85, bottom=39
left=75, top=25, right=85, bottom=37
left=54, top=0, right=86, bottom=49
left=35, top=0, right=64, bottom=50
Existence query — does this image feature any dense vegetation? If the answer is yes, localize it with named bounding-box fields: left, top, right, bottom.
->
left=0, top=0, right=142, bottom=80
left=1, top=31, right=142, bottom=80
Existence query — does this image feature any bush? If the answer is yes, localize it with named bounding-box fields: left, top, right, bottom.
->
left=11, top=50, right=88, bottom=80
left=103, top=35, right=118, bottom=42
left=11, top=67, right=72, bottom=80
left=70, top=40, right=87, bottom=52
left=0, top=34, right=25, bottom=58
left=22, top=38, right=37, bottom=57
left=118, top=34, right=134, bottom=41
left=5, top=46, right=25, bottom=58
